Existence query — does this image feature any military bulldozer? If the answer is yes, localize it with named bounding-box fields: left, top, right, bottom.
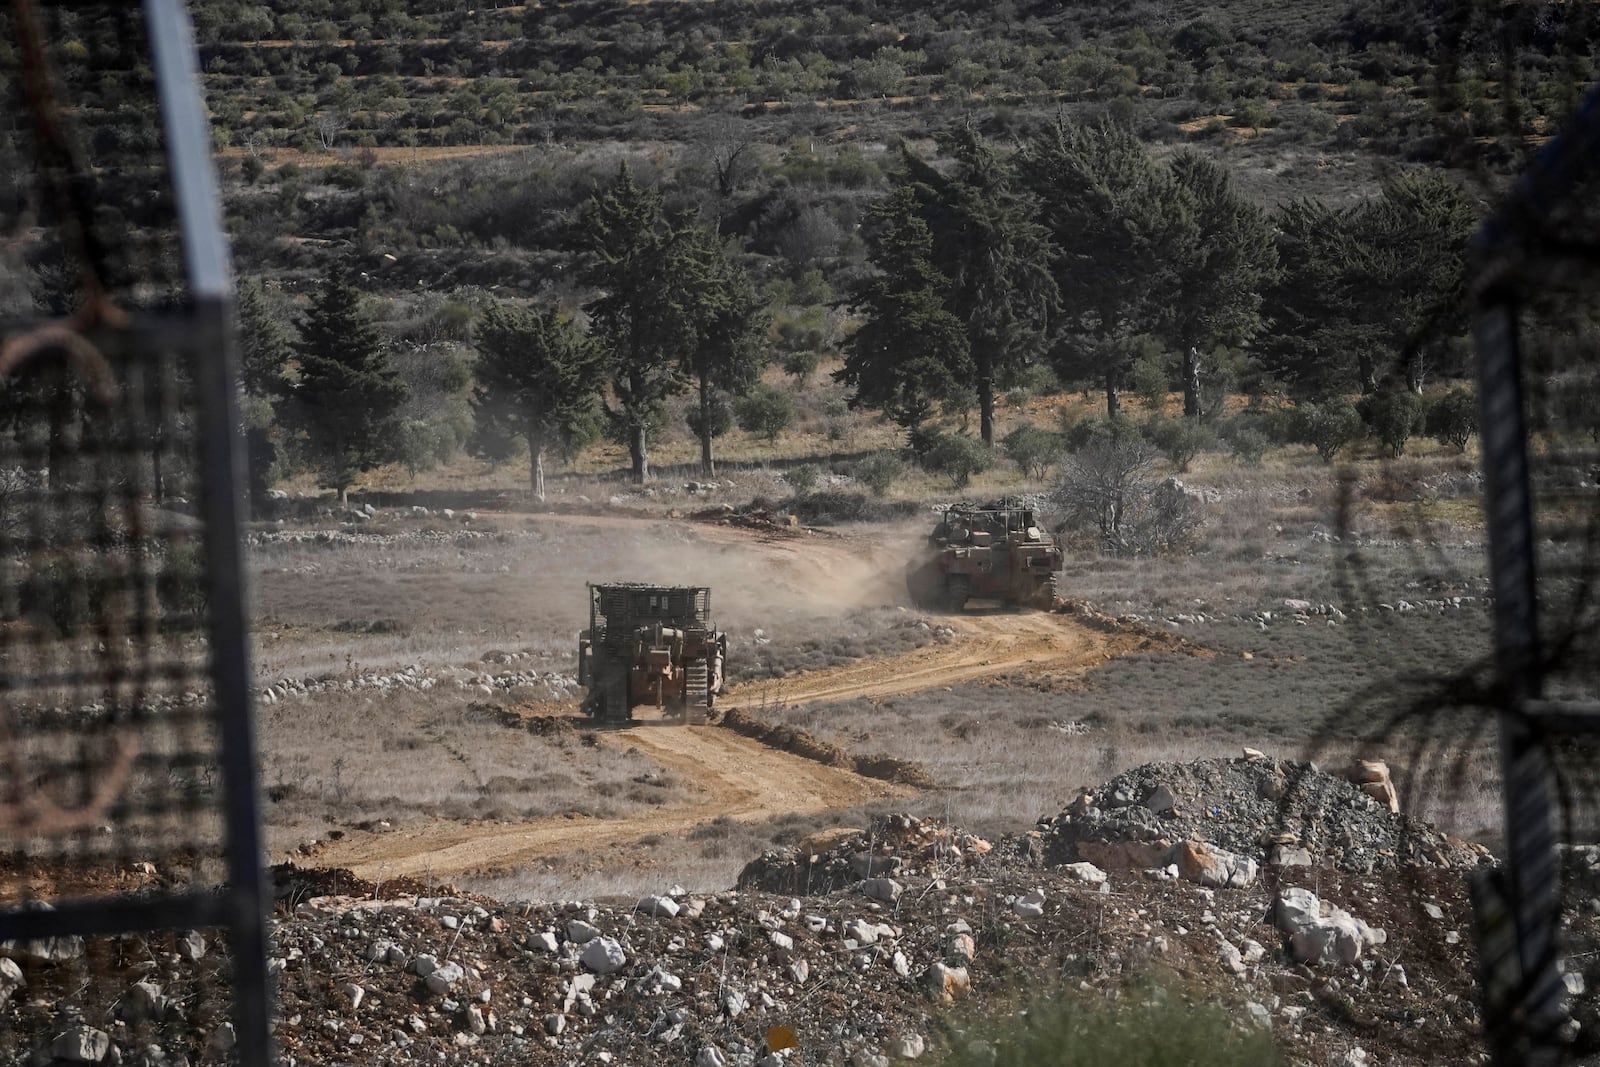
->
left=905, top=500, right=1061, bottom=611
left=577, top=583, right=727, bottom=724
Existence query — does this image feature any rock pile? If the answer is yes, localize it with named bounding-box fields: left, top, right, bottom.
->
left=1038, top=756, right=1487, bottom=876
left=0, top=815, right=1497, bottom=1067
left=738, top=813, right=996, bottom=896
left=254, top=662, right=579, bottom=706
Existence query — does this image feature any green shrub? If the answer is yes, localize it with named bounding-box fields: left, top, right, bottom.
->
left=1002, top=425, right=1060, bottom=480
left=1359, top=388, right=1424, bottom=457
left=938, top=989, right=1278, bottom=1067
left=1292, top=398, right=1364, bottom=463
left=734, top=383, right=796, bottom=441
left=1220, top=421, right=1272, bottom=464
left=686, top=392, right=734, bottom=441
left=784, top=463, right=820, bottom=496
left=854, top=452, right=904, bottom=497
left=1059, top=410, right=1137, bottom=453
left=1425, top=385, right=1477, bottom=451
left=907, top=423, right=945, bottom=465
left=1125, top=340, right=1174, bottom=409
left=1142, top=415, right=1216, bottom=471
left=925, top=433, right=992, bottom=489
left=780, top=349, right=822, bottom=384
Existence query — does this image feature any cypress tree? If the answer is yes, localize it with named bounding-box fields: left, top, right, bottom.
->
left=288, top=265, right=408, bottom=506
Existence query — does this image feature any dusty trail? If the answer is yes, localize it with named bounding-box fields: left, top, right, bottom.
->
left=309, top=512, right=1155, bottom=881
left=723, top=610, right=1138, bottom=709
left=312, top=714, right=910, bottom=880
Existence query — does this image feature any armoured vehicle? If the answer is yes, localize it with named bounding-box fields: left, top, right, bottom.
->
left=905, top=500, right=1061, bottom=611
left=577, top=583, right=726, bottom=724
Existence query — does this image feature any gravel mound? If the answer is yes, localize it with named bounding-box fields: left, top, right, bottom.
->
left=738, top=813, right=998, bottom=895
left=1040, top=756, right=1489, bottom=873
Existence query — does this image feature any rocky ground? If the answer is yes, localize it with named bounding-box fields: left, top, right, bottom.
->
left=5, top=755, right=1597, bottom=1067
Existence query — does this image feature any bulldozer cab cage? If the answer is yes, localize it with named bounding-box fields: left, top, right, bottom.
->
left=584, top=583, right=712, bottom=649
left=578, top=583, right=723, bottom=724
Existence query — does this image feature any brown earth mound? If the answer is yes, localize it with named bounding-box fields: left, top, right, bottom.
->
left=719, top=708, right=935, bottom=787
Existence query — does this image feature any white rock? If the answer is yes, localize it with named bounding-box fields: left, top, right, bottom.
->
left=861, top=878, right=903, bottom=904
left=176, top=930, right=207, bottom=961
left=409, top=953, right=438, bottom=976
left=563, top=974, right=596, bottom=1012
left=424, top=962, right=465, bottom=993
left=926, top=962, right=970, bottom=1003
left=1218, top=940, right=1245, bottom=975
left=529, top=930, right=559, bottom=952
left=645, top=964, right=683, bottom=993
left=463, top=1005, right=486, bottom=1036
left=639, top=895, right=680, bottom=918
left=769, top=931, right=794, bottom=950
left=697, top=1047, right=728, bottom=1067
left=1422, top=902, right=1444, bottom=920
left=892, top=1032, right=926, bottom=1059
left=844, top=919, right=880, bottom=945
left=1276, top=887, right=1385, bottom=965
left=1143, top=783, right=1178, bottom=813
left=52, top=1026, right=111, bottom=1063
left=722, top=989, right=748, bottom=1017
left=790, top=958, right=810, bottom=983
left=580, top=937, right=626, bottom=975
left=1244, top=1002, right=1271, bottom=1030
left=1062, top=862, right=1107, bottom=885
left=210, top=1022, right=236, bottom=1052
left=543, top=1013, right=566, bottom=1036
left=852, top=1052, right=890, bottom=1067
left=340, top=982, right=365, bottom=1011
left=567, top=919, right=601, bottom=944
left=1012, top=890, right=1046, bottom=920
left=0, top=959, right=21, bottom=1008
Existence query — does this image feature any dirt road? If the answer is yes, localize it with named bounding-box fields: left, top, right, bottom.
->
left=723, top=610, right=1143, bottom=709
left=312, top=714, right=910, bottom=881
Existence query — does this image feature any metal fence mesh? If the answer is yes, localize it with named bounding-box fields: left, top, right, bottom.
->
left=0, top=1, right=266, bottom=1063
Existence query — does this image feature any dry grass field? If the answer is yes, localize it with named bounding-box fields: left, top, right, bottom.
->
left=245, top=410, right=1518, bottom=900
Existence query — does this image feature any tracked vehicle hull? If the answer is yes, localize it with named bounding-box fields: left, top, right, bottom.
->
left=906, top=501, right=1061, bottom=611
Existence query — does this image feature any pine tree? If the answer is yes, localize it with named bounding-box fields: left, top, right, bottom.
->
left=235, top=279, right=292, bottom=507
left=1021, top=119, right=1194, bottom=418
left=1163, top=151, right=1277, bottom=417
left=577, top=165, right=691, bottom=483
left=578, top=165, right=766, bottom=482
left=287, top=265, right=408, bottom=506
left=1260, top=199, right=1359, bottom=398
left=470, top=301, right=603, bottom=502
left=1262, top=176, right=1476, bottom=398
left=836, top=186, right=972, bottom=431
left=903, top=127, right=1058, bottom=444
left=675, top=227, right=767, bottom=477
